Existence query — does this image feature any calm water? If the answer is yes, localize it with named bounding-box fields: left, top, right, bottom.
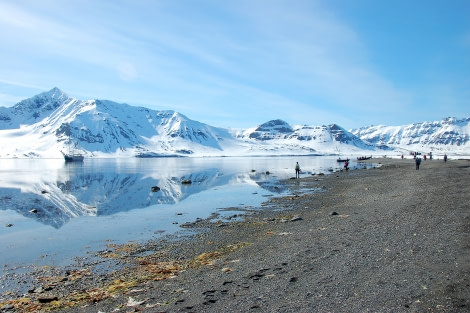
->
left=0, top=156, right=367, bottom=279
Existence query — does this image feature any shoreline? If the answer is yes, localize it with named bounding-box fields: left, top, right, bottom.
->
left=1, top=158, right=469, bottom=312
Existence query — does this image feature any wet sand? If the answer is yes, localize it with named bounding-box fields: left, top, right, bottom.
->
left=1, top=157, right=469, bottom=312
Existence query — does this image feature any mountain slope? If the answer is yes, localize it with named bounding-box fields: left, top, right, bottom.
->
left=0, top=87, right=74, bottom=129
left=351, top=117, right=470, bottom=154
left=0, top=89, right=235, bottom=158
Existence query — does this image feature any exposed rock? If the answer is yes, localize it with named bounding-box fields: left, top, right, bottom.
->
left=290, top=216, right=303, bottom=222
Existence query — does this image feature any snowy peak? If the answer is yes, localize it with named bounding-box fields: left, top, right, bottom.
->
left=326, top=123, right=372, bottom=147
left=244, top=119, right=294, bottom=140
left=0, top=87, right=74, bottom=129
left=328, top=124, right=353, bottom=142
left=255, top=119, right=294, bottom=133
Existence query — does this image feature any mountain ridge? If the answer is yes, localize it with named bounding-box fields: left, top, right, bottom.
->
left=0, top=88, right=469, bottom=158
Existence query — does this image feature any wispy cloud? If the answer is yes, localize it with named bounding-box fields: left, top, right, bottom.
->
left=1, top=0, right=467, bottom=128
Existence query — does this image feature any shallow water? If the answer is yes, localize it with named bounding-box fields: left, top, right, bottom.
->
left=0, top=156, right=370, bottom=278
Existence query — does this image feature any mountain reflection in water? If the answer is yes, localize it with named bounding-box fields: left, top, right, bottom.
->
left=0, top=158, right=293, bottom=228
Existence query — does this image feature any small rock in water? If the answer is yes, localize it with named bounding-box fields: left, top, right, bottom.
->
left=5, top=223, right=13, bottom=227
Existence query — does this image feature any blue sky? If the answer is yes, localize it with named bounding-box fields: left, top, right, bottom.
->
left=0, top=0, right=469, bottom=129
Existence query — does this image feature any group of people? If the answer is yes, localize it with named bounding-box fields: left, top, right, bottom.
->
left=295, top=152, right=449, bottom=177
left=413, top=153, right=448, bottom=170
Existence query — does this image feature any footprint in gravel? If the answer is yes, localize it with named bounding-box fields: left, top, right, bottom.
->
left=203, top=299, right=217, bottom=305
left=249, top=268, right=271, bottom=281
left=202, top=289, right=226, bottom=305
left=238, top=282, right=251, bottom=289
left=249, top=273, right=264, bottom=281
left=203, top=290, right=217, bottom=298
left=274, top=263, right=288, bottom=274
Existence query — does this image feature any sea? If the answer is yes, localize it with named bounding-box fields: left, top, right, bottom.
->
left=0, top=156, right=374, bottom=290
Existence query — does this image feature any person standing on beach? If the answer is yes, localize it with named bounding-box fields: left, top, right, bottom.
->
left=444, top=154, right=447, bottom=162
left=344, top=159, right=349, bottom=171
left=295, top=162, right=300, bottom=179
left=415, top=157, right=421, bottom=170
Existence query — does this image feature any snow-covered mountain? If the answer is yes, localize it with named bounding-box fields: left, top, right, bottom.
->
left=351, top=117, right=470, bottom=155
left=236, top=119, right=377, bottom=154
left=0, top=88, right=468, bottom=158
left=0, top=88, right=237, bottom=158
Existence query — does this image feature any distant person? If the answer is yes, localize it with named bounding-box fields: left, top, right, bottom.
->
left=444, top=154, right=447, bottom=162
left=344, top=159, right=349, bottom=171
left=401, top=154, right=404, bottom=160
left=415, top=157, right=421, bottom=170
left=295, top=162, right=301, bottom=179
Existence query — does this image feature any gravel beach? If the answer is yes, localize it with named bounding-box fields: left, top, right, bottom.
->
left=1, top=157, right=469, bottom=313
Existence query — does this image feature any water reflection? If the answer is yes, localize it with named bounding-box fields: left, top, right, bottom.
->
left=0, top=158, right=289, bottom=228
left=0, top=156, right=380, bottom=286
